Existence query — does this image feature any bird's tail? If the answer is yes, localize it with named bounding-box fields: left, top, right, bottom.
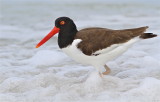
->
left=140, top=33, right=157, bottom=39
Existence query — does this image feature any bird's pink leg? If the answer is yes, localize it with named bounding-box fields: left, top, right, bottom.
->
left=102, top=64, right=111, bottom=75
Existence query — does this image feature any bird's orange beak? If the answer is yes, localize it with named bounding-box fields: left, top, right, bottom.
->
left=36, top=26, right=60, bottom=48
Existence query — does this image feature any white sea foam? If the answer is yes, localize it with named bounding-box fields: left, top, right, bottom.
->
left=23, top=50, right=68, bottom=67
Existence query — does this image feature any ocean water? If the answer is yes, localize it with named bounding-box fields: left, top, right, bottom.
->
left=0, top=0, right=160, bottom=102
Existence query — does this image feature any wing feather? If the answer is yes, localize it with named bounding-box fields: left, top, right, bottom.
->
left=75, top=26, right=148, bottom=55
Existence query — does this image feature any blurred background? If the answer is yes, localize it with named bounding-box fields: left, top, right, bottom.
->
left=0, top=0, right=160, bottom=102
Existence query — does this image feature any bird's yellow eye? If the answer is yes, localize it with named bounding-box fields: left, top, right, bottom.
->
left=60, top=21, right=65, bottom=25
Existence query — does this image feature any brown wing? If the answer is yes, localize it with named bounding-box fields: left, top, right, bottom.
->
left=75, top=26, right=148, bottom=55
left=78, top=27, right=112, bottom=31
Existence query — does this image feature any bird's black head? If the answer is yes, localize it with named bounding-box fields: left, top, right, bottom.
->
left=55, top=17, right=72, bottom=28
left=54, top=17, right=77, bottom=33
left=36, top=17, right=78, bottom=48
left=55, top=17, right=78, bottom=48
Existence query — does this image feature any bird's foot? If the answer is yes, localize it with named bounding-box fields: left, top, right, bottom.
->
left=102, top=64, right=111, bottom=75
left=102, top=69, right=110, bottom=75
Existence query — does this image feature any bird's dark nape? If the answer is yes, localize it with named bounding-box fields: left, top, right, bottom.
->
left=140, top=33, right=157, bottom=39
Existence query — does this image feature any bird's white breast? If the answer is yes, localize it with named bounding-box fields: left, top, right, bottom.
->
left=61, top=39, right=95, bottom=65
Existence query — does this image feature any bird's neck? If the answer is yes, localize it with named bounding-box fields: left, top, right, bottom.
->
left=58, top=25, right=78, bottom=48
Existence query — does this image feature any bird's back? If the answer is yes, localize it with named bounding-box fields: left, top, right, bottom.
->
left=75, top=26, right=149, bottom=55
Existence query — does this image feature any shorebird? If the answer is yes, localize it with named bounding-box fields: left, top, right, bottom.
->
left=36, top=17, right=157, bottom=76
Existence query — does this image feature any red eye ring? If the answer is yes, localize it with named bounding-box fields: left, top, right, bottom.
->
left=60, top=21, right=65, bottom=25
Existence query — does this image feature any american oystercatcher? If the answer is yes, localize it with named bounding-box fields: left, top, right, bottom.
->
left=36, top=17, right=157, bottom=76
